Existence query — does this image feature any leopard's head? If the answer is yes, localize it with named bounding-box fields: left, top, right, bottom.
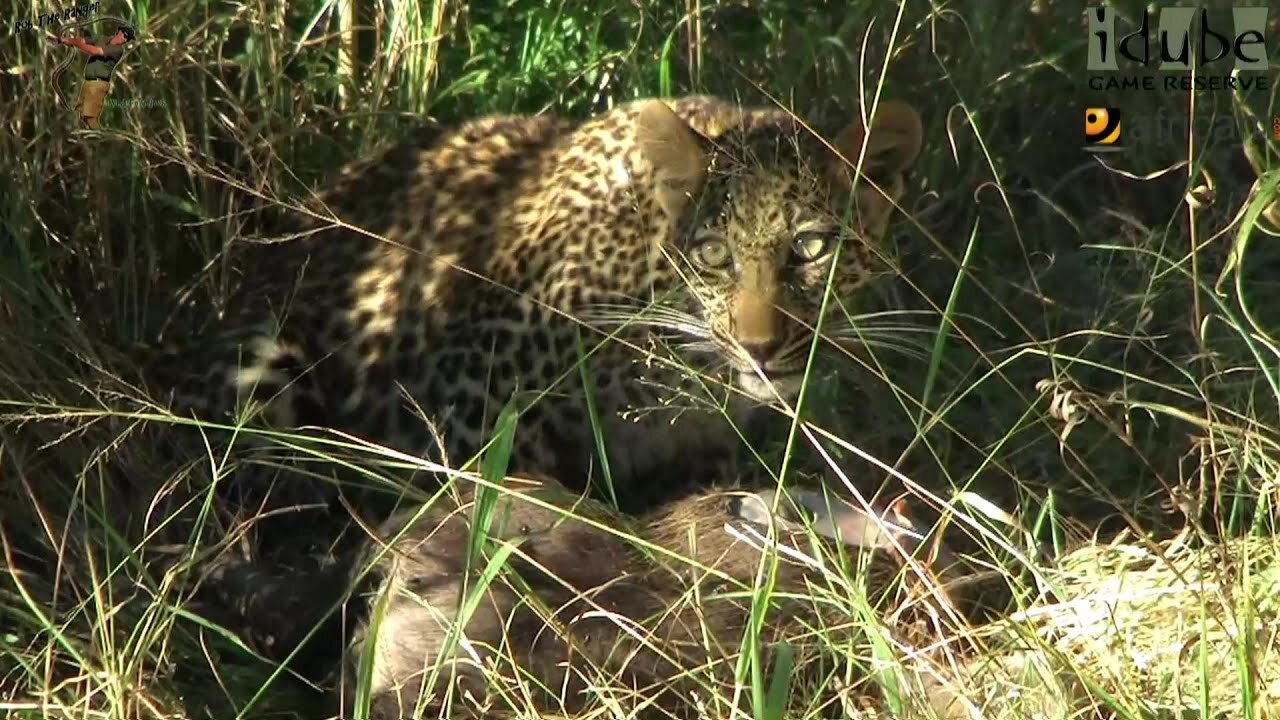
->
left=632, top=98, right=923, bottom=403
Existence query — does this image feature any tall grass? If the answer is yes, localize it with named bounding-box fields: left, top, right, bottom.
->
left=2, top=0, right=1280, bottom=718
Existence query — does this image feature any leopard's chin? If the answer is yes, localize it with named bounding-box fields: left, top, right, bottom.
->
left=736, top=370, right=803, bottom=403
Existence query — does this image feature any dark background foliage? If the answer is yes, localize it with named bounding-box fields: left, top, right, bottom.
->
left=1, top=0, right=1278, bottom=716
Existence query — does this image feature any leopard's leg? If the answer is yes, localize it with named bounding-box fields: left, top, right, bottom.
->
left=137, top=325, right=347, bottom=547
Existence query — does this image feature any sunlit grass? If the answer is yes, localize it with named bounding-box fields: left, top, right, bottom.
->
left=3, top=0, right=1280, bottom=718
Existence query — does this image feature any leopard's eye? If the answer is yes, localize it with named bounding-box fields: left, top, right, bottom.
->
left=690, top=235, right=732, bottom=269
left=792, top=232, right=834, bottom=263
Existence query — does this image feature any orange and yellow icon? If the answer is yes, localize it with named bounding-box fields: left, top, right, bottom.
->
left=1085, top=108, right=1122, bottom=148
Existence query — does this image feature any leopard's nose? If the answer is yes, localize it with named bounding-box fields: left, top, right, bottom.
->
left=739, top=337, right=782, bottom=365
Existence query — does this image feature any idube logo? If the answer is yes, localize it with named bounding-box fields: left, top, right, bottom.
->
left=1086, top=6, right=1271, bottom=92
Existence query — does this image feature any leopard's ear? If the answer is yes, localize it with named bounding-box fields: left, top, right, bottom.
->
left=831, top=100, right=922, bottom=181
left=827, top=100, right=922, bottom=238
left=635, top=100, right=709, bottom=221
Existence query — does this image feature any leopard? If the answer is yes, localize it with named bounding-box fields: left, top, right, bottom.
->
left=143, top=95, right=923, bottom=513
left=201, top=472, right=964, bottom=719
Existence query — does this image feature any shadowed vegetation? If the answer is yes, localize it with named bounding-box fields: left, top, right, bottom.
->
left=2, top=0, right=1279, bottom=718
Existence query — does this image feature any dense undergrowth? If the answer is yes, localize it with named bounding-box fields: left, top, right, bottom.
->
left=2, top=0, right=1280, bottom=718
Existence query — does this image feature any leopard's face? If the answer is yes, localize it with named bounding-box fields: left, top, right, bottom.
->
left=628, top=100, right=923, bottom=404
left=676, top=148, right=864, bottom=402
